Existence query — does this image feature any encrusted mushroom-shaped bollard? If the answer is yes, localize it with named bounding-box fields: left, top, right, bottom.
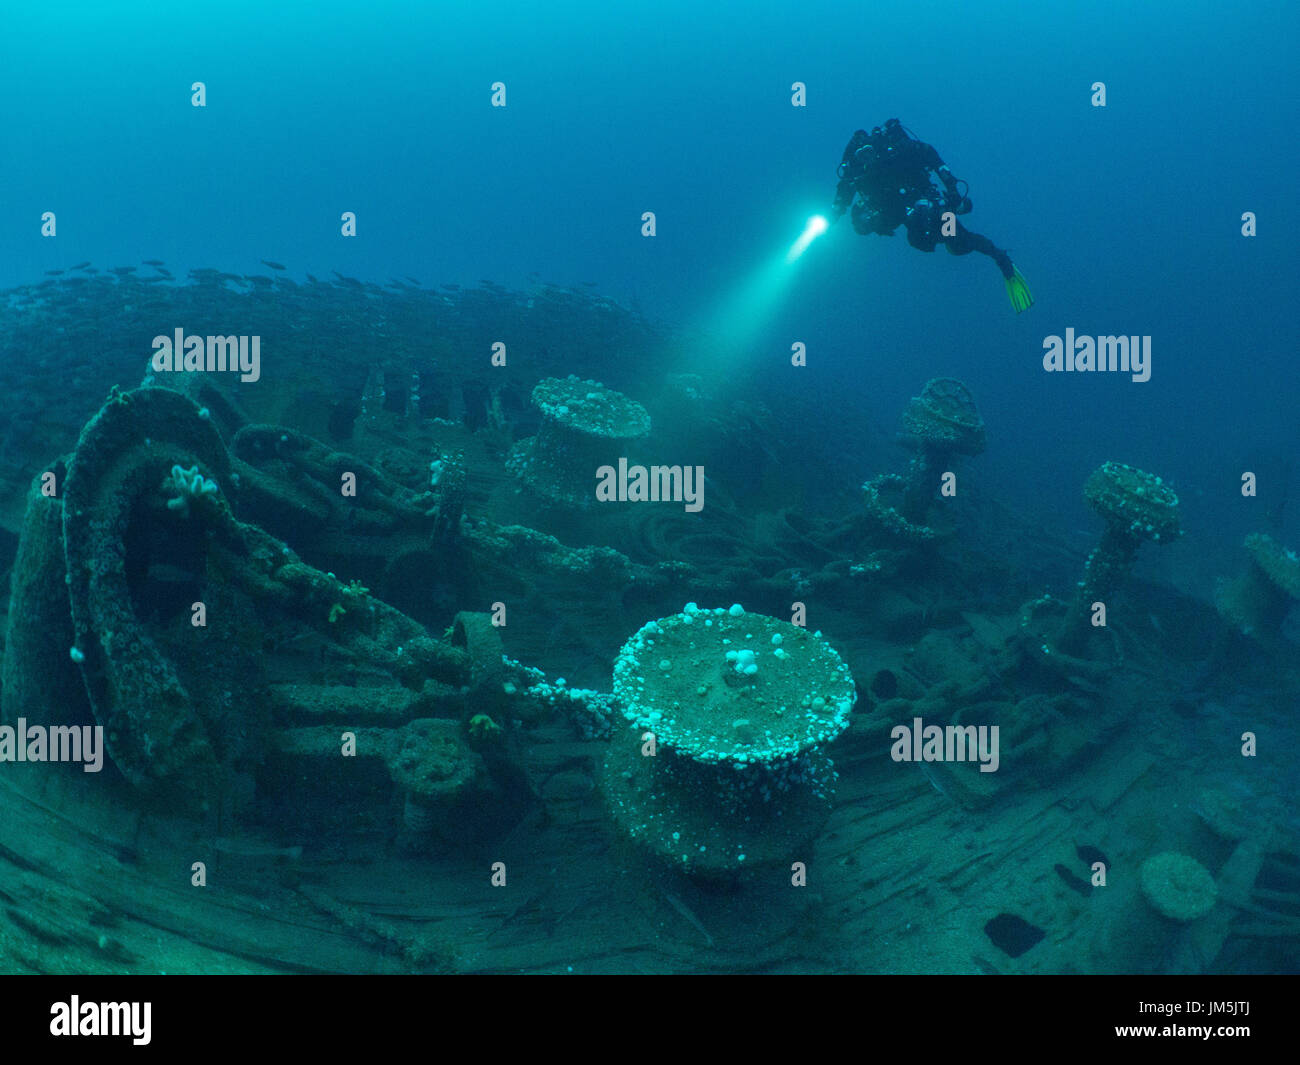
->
left=1056, top=461, right=1181, bottom=652
left=861, top=379, right=984, bottom=542
left=899, top=378, right=987, bottom=456
left=1099, top=849, right=1219, bottom=970
left=1215, top=533, right=1300, bottom=638
left=1139, top=852, right=1218, bottom=922
left=602, top=604, right=855, bottom=878
left=507, top=375, right=651, bottom=505
left=897, top=377, right=986, bottom=520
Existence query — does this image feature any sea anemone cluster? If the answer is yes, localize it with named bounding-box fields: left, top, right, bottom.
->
left=499, top=655, right=620, bottom=739
left=507, top=375, right=651, bottom=505
left=1214, top=532, right=1300, bottom=638
left=161, top=463, right=221, bottom=517
left=1083, top=461, right=1181, bottom=544
left=602, top=604, right=854, bottom=877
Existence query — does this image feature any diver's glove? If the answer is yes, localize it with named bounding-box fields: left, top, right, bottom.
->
left=829, top=204, right=846, bottom=225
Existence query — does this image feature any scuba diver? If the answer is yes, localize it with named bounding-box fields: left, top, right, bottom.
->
left=830, top=119, right=1033, bottom=313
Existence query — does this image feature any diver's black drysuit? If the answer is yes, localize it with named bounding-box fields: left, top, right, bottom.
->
left=830, top=120, right=1014, bottom=280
